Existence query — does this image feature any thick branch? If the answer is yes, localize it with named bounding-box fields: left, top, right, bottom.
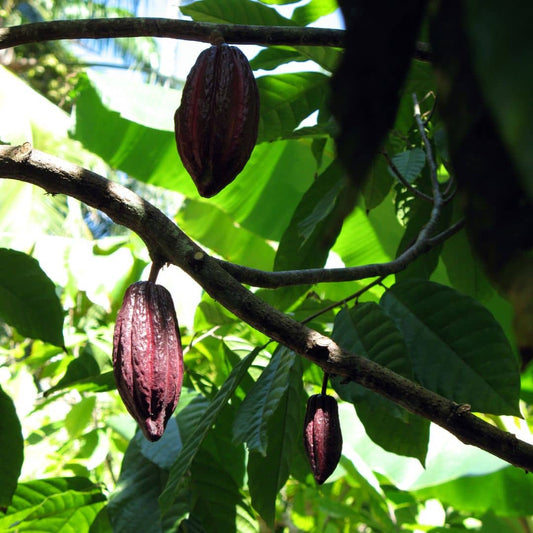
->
left=0, top=18, right=431, bottom=61
left=0, top=144, right=531, bottom=470
left=0, top=18, right=344, bottom=49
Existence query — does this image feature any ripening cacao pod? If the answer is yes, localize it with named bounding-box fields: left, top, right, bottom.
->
left=174, top=43, right=260, bottom=198
left=303, top=394, right=343, bottom=484
left=113, top=281, right=184, bottom=441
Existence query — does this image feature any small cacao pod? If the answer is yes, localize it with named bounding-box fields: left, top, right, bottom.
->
left=174, top=43, right=260, bottom=198
left=113, top=281, right=184, bottom=441
left=303, top=394, right=343, bottom=484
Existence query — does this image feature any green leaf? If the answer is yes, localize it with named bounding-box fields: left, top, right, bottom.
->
left=414, top=466, right=533, bottom=516
left=210, top=140, right=317, bottom=241
left=332, top=207, right=393, bottom=267
left=65, top=396, right=97, bottom=438
left=464, top=1, right=533, bottom=196
left=0, top=386, right=23, bottom=512
left=159, top=348, right=259, bottom=513
left=275, top=160, right=350, bottom=269
left=363, top=156, right=394, bottom=211
left=250, top=47, right=309, bottom=71
left=189, top=448, right=255, bottom=533
left=251, top=45, right=341, bottom=73
left=257, top=72, right=331, bottom=142
left=0, top=248, right=64, bottom=347
left=181, top=0, right=291, bottom=26
left=233, top=346, right=296, bottom=454
left=265, top=159, right=352, bottom=309
left=257, top=0, right=300, bottom=4
left=0, top=477, right=106, bottom=532
left=390, top=148, right=426, bottom=184
left=109, top=428, right=187, bottom=533
left=441, top=227, right=494, bottom=302
left=72, top=80, right=193, bottom=196
left=247, top=357, right=304, bottom=528
left=380, top=280, right=520, bottom=415
left=331, top=304, right=429, bottom=463
left=291, top=0, right=339, bottom=26
left=176, top=199, right=275, bottom=270
left=187, top=407, right=253, bottom=532
left=45, top=342, right=115, bottom=396
left=85, top=70, right=180, bottom=131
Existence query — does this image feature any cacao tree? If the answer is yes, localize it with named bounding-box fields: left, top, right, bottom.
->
left=0, top=0, right=532, bottom=531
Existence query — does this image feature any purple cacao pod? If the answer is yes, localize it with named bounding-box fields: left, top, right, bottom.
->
left=174, top=43, right=260, bottom=198
left=113, top=281, right=184, bottom=441
left=303, top=394, right=343, bottom=484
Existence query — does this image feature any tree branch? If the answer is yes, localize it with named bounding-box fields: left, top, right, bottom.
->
left=0, top=17, right=431, bottom=61
left=0, top=143, right=531, bottom=470
left=214, top=217, right=465, bottom=288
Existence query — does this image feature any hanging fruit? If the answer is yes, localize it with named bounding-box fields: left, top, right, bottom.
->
left=112, top=281, right=184, bottom=441
left=174, top=43, right=260, bottom=198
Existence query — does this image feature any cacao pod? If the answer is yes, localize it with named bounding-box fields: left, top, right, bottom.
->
left=113, top=281, right=184, bottom=441
left=174, top=43, right=260, bottom=198
left=303, top=394, right=343, bottom=484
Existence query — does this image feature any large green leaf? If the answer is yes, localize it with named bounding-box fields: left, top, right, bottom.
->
left=380, top=280, right=520, bottom=415
left=159, top=348, right=259, bottom=512
left=0, top=386, right=23, bottom=512
left=362, top=156, right=394, bottom=211
left=188, top=408, right=254, bottom=532
left=441, top=227, right=494, bottom=302
left=257, top=72, right=331, bottom=142
left=291, top=0, right=339, bottom=26
left=108, top=421, right=187, bottom=533
left=0, top=477, right=107, bottom=532
left=250, top=46, right=341, bottom=73
left=247, top=357, right=304, bottom=528
left=331, top=304, right=429, bottom=463
left=233, top=346, right=297, bottom=455
left=181, top=0, right=291, bottom=26
left=72, top=79, right=194, bottom=195
left=267, top=159, right=352, bottom=308
left=84, top=70, right=180, bottom=132
left=332, top=206, right=393, bottom=267
left=175, top=199, right=275, bottom=270
left=0, top=248, right=64, bottom=347
left=414, top=466, right=533, bottom=516
left=464, top=1, right=533, bottom=196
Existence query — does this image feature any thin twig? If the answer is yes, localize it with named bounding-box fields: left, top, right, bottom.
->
left=413, top=93, right=441, bottom=204
left=215, top=214, right=464, bottom=288
left=301, top=276, right=387, bottom=325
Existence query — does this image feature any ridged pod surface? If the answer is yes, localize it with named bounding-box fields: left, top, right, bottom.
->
left=303, top=394, right=343, bottom=484
left=174, top=43, right=260, bottom=198
left=112, top=281, right=184, bottom=441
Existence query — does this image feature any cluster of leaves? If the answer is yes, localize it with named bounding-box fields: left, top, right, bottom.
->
left=0, top=0, right=532, bottom=531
